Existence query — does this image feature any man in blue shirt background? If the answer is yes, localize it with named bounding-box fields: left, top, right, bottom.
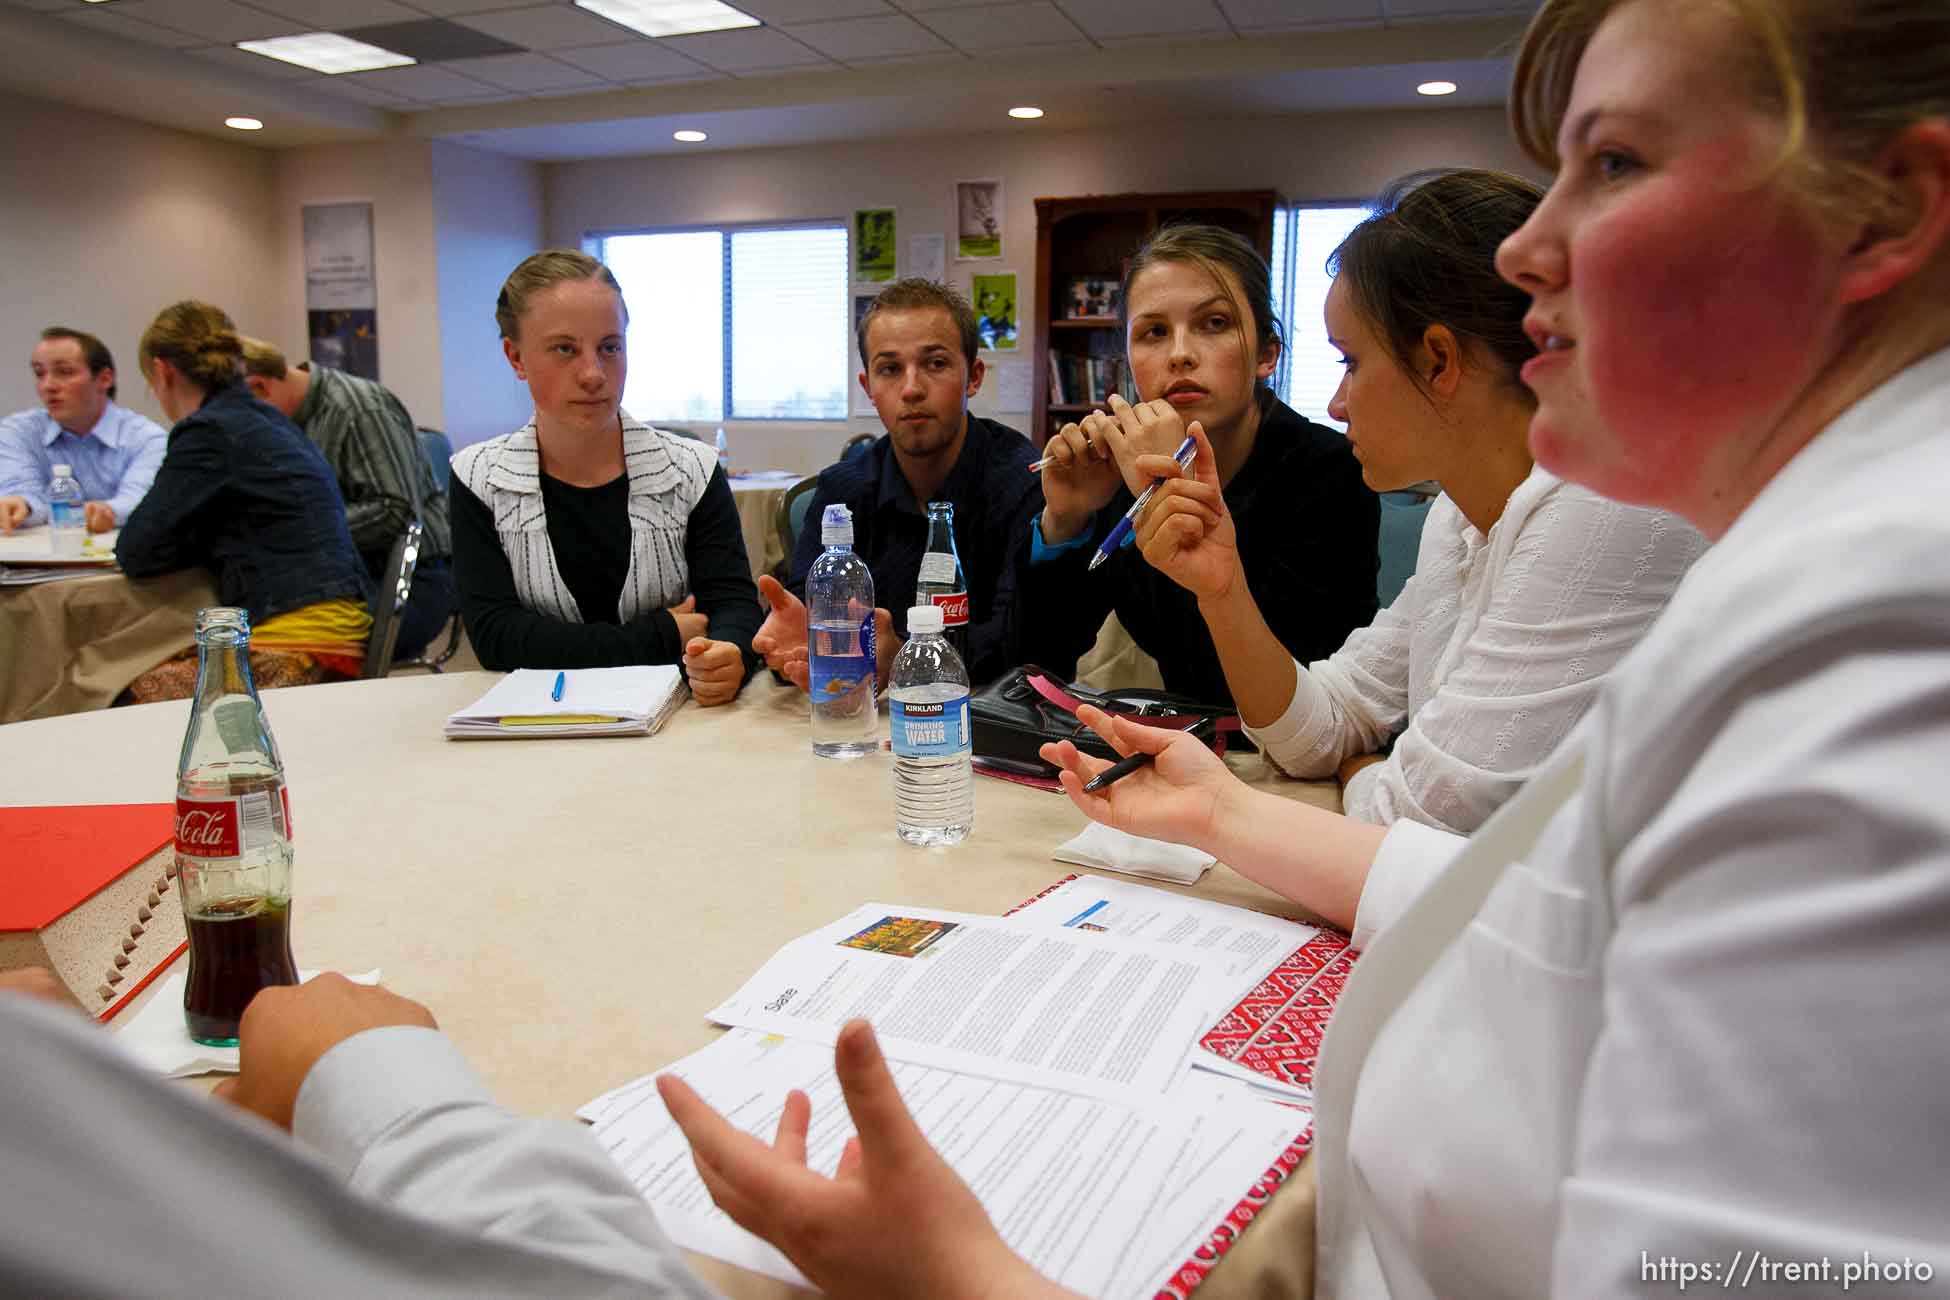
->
left=0, top=327, right=167, bottom=533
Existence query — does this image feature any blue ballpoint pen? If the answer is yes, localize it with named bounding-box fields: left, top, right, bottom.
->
left=1086, top=434, right=1199, bottom=573
left=550, top=671, right=566, bottom=702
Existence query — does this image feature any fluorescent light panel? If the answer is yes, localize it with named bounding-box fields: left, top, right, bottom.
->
left=1416, top=80, right=1458, bottom=96
left=572, top=0, right=759, bottom=39
left=236, top=33, right=416, bottom=75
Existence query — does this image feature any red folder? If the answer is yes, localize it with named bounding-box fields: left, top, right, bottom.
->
left=0, top=803, right=185, bottom=1021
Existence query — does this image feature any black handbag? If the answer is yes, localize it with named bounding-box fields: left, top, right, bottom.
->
left=968, top=665, right=1233, bottom=779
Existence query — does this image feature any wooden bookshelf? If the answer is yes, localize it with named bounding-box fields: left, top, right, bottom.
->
left=1031, top=190, right=1277, bottom=445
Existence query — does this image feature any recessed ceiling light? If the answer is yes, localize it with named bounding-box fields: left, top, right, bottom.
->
left=673, top=129, right=708, bottom=142
left=236, top=33, right=416, bottom=75
left=225, top=117, right=264, bottom=131
left=1008, top=106, right=1044, bottom=120
left=1417, top=80, right=1459, bottom=96
left=573, top=0, right=759, bottom=38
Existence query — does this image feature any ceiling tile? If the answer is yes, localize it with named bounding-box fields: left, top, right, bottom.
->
left=248, top=0, right=425, bottom=26
left=306, top=76, right=417, bottom=104
left=895, top=0, right=1039, bottom=8
left=1384, top=0, right=1536, bottom=16
left=192, top=43, right=324, bottom=79
left=337, top=60, right=503, bottom=99
left=657, top=26, right=830, bottom=71
left=1053, top=0, right=1229, bottom=39
left=59, top=7, right=205, bottom=47
left=441, top=50, right=604, bottom=90
left=115, top=0, right=306, bottom=42
left=913, top=2, right=1083, bottom=50
left=1219, top=0, right=1379, bottom=26
left=453, top=4, right=644, bottom=50
left=339, top=17, right=523, bottom=59
left=8, top=0, right=76, bottom=11
left=551, top=39, right=714, bottom=80
left=963, top=37, right=1091, bottom=57
left=786, top=12, right=945, bottom=59
left=733, top=0, right=885, bottom=16
left=396, top=0, right=535, bottom=14
left=731, top=0, right=887, bottom=19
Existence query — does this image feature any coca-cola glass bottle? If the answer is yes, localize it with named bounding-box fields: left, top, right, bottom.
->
left=173, top=606, right=298, bottom=1046
left=916, top=500, right=970, bottom=668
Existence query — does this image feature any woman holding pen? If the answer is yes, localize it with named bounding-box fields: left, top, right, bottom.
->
left=449, top=250, right=760, bottom=705
left=660, top=0, right=1950, bottom=1293
left=1013, top=225, right=1380, bottom=708
left=1133, top=170, right=1704, bottom=834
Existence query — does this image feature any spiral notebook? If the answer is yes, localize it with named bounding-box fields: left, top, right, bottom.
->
left=444, top=666, right=687, bottom=739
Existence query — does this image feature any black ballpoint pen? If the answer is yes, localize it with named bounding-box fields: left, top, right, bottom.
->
left=1080, top=715, right=1218, bottom=792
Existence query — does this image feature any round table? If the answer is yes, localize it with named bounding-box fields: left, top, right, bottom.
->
left=2, top=671, right=1329, bottom=1299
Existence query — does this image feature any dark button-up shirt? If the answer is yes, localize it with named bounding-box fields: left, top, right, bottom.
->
left=292, top=364, right=452, bottom=571
left=786, top=415, right=1043, bottom=685
left=117, top=383, right=369, bottom=625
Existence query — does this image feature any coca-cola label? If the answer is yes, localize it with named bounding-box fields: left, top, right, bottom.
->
left=927, top=590, right=969, bottom=627
left=176, top=797, right=240, bottom=858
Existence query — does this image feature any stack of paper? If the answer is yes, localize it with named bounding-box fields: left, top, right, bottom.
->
left=582, top=877, right=1351, bottom=1298
left=444, top=666, right=686, bottom=739
left=0, top=526, right=119, bottom=585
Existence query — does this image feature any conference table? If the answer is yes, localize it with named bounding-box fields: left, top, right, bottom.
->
left=3, top=670, right=1335, bottom=1298
left=0, top=525, right=217, bottom=724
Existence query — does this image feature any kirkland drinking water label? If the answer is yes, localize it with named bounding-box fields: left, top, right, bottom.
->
left=892, top=694, right=972, bottom=758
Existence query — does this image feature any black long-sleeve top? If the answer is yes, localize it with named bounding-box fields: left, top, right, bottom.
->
left=451, top=464, right=761, bottom=674
left=1012, top=397, right=1379, bottom=708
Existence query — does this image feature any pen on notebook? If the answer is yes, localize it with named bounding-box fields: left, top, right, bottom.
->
left=1080, top=715, right=1217, bottom=793
left=1086, top=434, right=1198, bottom=573
left=550, top=671, right=565, bottom=703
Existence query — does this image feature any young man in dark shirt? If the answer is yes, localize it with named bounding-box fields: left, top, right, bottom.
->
left=756, top=279, right=1042, bottom=689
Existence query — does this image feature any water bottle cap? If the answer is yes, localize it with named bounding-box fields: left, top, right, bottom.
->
left=51, top=463, right=71, bottom=477
left=820, top=503, right=854, bottom=545
left=907, top=604, right=944, bottom=634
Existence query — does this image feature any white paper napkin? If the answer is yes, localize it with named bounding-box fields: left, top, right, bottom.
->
left=115, top=968, right=381, bottom=1078
left=1052, top=821, right=1216, bottom=885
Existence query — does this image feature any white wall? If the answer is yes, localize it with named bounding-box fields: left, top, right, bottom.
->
left=544, top=105, right=1537, bottom=473
left=0, top=91, right=280, bottom=426
left=429, top=140, right=546, bottom=450
left=271, top=139, right=445, bottom=431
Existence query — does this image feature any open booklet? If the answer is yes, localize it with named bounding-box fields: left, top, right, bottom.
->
left=584, top=877, right=1356, bottom=1298
left=444, top=665, right=686, bottom=739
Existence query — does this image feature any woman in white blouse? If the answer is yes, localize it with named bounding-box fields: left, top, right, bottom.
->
left=659, top=0, right=1950, bottom=1296
left=1134, top=167, right=1703, bottom=833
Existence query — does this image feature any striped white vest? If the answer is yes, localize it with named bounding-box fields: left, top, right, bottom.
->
left=451, top=414, right=716, bottom=624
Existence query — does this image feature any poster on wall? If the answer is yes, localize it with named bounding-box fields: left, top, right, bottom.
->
left=971, top=272, right=1017, bottom=351
left=954, top=179, right=1003, bottom=260
left=850, top=292, right=879, bottom=416
left=909, top=232, right=945, bottom=283
left=302, top=201, right=379, bottom=380
left=853, top=208, right=896, bottom=282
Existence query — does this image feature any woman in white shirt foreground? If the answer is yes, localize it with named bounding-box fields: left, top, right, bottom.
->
left=659, top=0, right=1950, bottom=1295
left=1134, top=168, right=1703, bottom=833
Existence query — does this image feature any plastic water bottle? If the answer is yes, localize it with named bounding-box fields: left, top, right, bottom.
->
left=807, top=504, right=877, bottom=759
left=714, top=425, right=730, bottom=471
left=890, top=603, right=972, bottom=846
left=48, top=462, right=84, bottom=559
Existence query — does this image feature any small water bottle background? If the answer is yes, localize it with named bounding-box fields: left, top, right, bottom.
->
left=714, top=425, right=730, bottom=471
left=890, top=603, right=972, bottom=846
left=47, top=462, right=84, bottom=558
left=807, top=504, right=878, bottom=759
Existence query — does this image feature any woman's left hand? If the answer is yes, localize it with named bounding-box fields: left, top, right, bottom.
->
left=684, top=637, right=745, bottom=707
left=659, top=1020, right=1071, bottom=1300
left=1132, top=422, right=1245, bottom=604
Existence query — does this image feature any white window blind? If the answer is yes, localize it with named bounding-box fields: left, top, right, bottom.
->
left=730, top=226, right=848, bottom=419
left=1271, top=204, right=1372, bottom=430
left=594, top=221, right=848, bottom=424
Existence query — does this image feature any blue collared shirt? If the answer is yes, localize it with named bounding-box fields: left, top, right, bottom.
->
left=0, top=401, right=169, bottom=526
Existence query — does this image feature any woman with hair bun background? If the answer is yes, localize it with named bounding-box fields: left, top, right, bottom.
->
left=117, top=299, right=370, bottom=694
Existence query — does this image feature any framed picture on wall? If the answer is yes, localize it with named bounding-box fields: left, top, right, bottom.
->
left=954, top=179, right=1003, bottom=260
left=971, top=272, right=1017, bottom=350
left=853, top=207, right=896, bottom=282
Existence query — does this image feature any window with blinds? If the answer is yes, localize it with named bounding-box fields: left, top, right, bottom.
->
left=1270, top=204, right=1373, bottom=430
left=592, top=221, right=849, bottom=423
